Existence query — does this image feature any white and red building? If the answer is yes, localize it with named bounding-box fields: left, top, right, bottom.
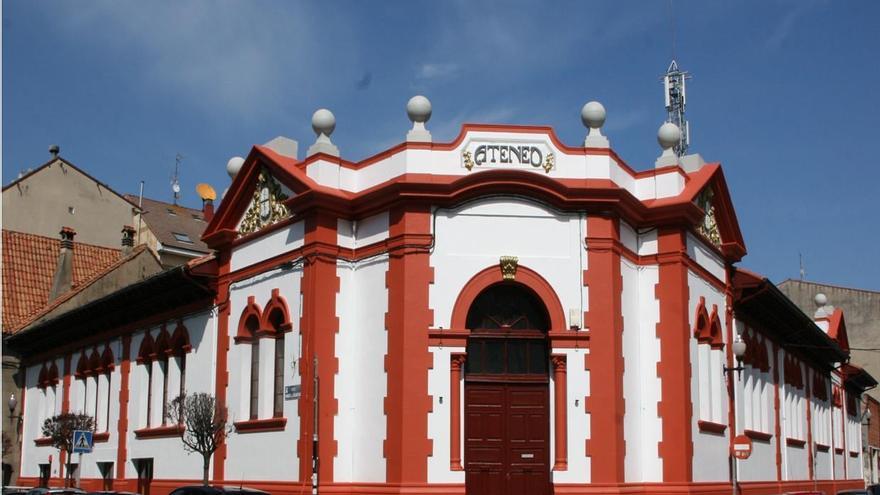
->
left=8, top=100, right=874, bottom=495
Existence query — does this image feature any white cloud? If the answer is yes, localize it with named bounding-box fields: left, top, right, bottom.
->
left=765, top=3, right=816, bottom=50
left=416, top=63, right=459, bottom=80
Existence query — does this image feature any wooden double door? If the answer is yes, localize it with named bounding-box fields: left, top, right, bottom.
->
left=464, top=381, right=550, bottom=495
left=463, top=282, right=552, bottom=495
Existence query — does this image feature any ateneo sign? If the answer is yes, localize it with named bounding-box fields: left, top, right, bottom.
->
left=462, top=141, right=555, bottom=173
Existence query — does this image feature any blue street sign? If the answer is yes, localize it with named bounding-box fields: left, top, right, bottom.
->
left=72, top=430, right=93, bottom=454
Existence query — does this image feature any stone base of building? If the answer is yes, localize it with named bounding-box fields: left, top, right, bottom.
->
left=17, top=477, right=869, bottom=495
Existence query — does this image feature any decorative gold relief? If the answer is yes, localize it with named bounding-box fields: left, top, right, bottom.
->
left=542, top=152, right=555, bottom=173
left=462, top=150, right=475, bottom=171
left=239, top=169, right=290, bottom=236
left=499, top=256, right=519, bottom=280
left=694, top=188, right=721, bottom=247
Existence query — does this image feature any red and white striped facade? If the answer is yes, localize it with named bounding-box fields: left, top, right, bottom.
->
left=16, top=124, right=868, bottom=494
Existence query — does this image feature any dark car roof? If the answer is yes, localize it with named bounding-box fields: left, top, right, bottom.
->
left=169, top=486, right=269, bottom=495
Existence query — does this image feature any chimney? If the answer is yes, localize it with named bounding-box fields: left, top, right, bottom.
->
left=202, top=198, right=214, bottom=222
left=49, top=227, right=76, bottom=300
left=121, top=225, right=136, bottom=257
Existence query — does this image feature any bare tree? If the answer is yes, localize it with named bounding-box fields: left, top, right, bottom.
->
left=41, top=413, right=94, bottom=487
left=165, top=393, right=231, bottom=486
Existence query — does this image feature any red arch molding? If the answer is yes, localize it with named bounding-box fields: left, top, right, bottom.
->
left=449, top=264, right=566, bottom=331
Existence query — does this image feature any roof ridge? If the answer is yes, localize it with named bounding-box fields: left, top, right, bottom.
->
left=128, top=194, right=205, bottom=214
left=2, top=229, right=122, bottom=253
left=778, top=278, right=880, bottom=295
left=2, top=157, right=140, bottom=209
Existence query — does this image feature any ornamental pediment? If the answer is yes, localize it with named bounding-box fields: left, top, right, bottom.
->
left=237, top=168, right=293, bottom=236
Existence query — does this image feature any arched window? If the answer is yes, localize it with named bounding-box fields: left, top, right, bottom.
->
left=97, top=346, right=115, bottom=432
left=237, top=292, right=292, bottom=421
left=155, top=328, right=172, bottom=425
left=692, top=298, right=724, bottom=426
left=464, top=283, right=549, bottom=377
left=170, top=322, right=192, bottom=423
left=693, top=298, right=723, bottom=349
left=264, top=289, right=292, bottom=418
left=137, top=332, right=156, bottom=427
left=246, top=314, right=261, bottom=419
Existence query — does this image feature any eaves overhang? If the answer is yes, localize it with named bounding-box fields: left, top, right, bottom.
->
left=5, top=264, right=216, bottom=358
left=733, top=268, right=847, bottom=369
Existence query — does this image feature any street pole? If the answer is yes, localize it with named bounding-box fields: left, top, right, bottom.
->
left=312, top=356, right=319, bottom=495
left=76, top=453, right=82, bottom=488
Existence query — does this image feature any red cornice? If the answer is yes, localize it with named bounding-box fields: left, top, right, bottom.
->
left=233, top=417, right=287, bottom=433
left=133, top=423, right=185, bottom=439
left=203, top=134, right=747, bottom=262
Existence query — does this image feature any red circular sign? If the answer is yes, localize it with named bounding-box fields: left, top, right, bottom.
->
left=732, top=434, right=753, bottom=460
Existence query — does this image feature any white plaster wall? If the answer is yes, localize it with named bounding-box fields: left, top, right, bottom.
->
left=125, top=310, right=217, bottom=480
left=426, top=345, right=466, bottom=484
left=785, top=445, right=809, bottom=480
left=21, top=363, right=57, bottom=478
left=225, top=267, right=302, bottom=481
left=337, top=211, right=390, bottom=250
left=621, top=261, right=662, bottom=482
left=301, top=129, right=686, bottom=203
left=686, top=233, right=726, bottom=282
left=551, top=347, right=591, bottom=484
left=231, top=220, right=305, bottom=272
left=846, top=415, right=861, bottom=479
left=335, top=257, right=389, bottom=482
left=430, top=198, right=586, bottom=331
left=688, top=271, right=729, bottom=482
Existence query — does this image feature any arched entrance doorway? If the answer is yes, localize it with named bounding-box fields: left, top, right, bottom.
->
left=464, top=283, right=550, bottom=495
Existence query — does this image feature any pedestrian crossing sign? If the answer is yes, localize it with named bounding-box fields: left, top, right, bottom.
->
left=72, top=430, right=93, bottom=454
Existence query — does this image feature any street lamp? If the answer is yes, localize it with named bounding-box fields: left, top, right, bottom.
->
left=8, top=393, right=23, bottom=433
left=724, top=336, right=747, bottom=378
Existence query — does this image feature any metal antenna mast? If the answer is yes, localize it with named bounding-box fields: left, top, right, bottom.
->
left=662, top=60, right=691, bottom=156
left=171, top=153, right=183, bottom=205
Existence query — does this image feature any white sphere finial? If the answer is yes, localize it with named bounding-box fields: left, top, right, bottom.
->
left=312, top=109, right=336, bottom=137
left=407, top=95, right=432, bottom=124
left=657, top=122, right=681, bottom=150
left=226, top=156, right=245, bottom=179
left=581, top=101, right=606, bottom=129
left=814, top=293, right=828, bottom=307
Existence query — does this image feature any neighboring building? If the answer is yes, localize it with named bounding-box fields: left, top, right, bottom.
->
left=2, top=154, right=139, bottom=249
left=1, top=150, right=203, bottom=485
left=2, top=230, right=122, bottom=332
left=6, top=101, right=875, bottom=495
left=778, top=280, right=880, bottom=402
left=125, top=196, right=212, bottom=269
left=778, top=280, right=880, bottom=484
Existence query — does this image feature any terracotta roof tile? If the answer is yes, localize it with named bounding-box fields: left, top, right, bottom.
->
left=2, top=229, right=120, bottom=332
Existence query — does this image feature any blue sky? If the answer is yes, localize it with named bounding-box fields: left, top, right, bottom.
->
left=3, top=1, right=879, bottom=290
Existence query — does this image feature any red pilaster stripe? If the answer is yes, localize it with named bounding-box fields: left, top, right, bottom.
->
left=384, top=206, right=434, bottom=483
left=655, top=228, right=693, bottom=483
left=584, top=215, right=625, bottom=483
left=551, top=354, right=568, bottom=471
left=807, top=372, right=814, bottom=480
left=213, top=251, right=231, bottom=483
left=773, top=344, right=782, bottom=482
left=60, top=355, right=72, bottom=480
left=450, top=353, right=466, bottom=471
left=298, top=211, right=341, bottom=484
left=116, top=335, right=132, bottom=480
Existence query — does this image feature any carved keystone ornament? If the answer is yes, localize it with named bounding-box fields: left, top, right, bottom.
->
left=499, top=256, right=519, bottom=280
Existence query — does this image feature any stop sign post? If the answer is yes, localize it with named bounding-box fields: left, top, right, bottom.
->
left=732, top=434, right=753, bottom=460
